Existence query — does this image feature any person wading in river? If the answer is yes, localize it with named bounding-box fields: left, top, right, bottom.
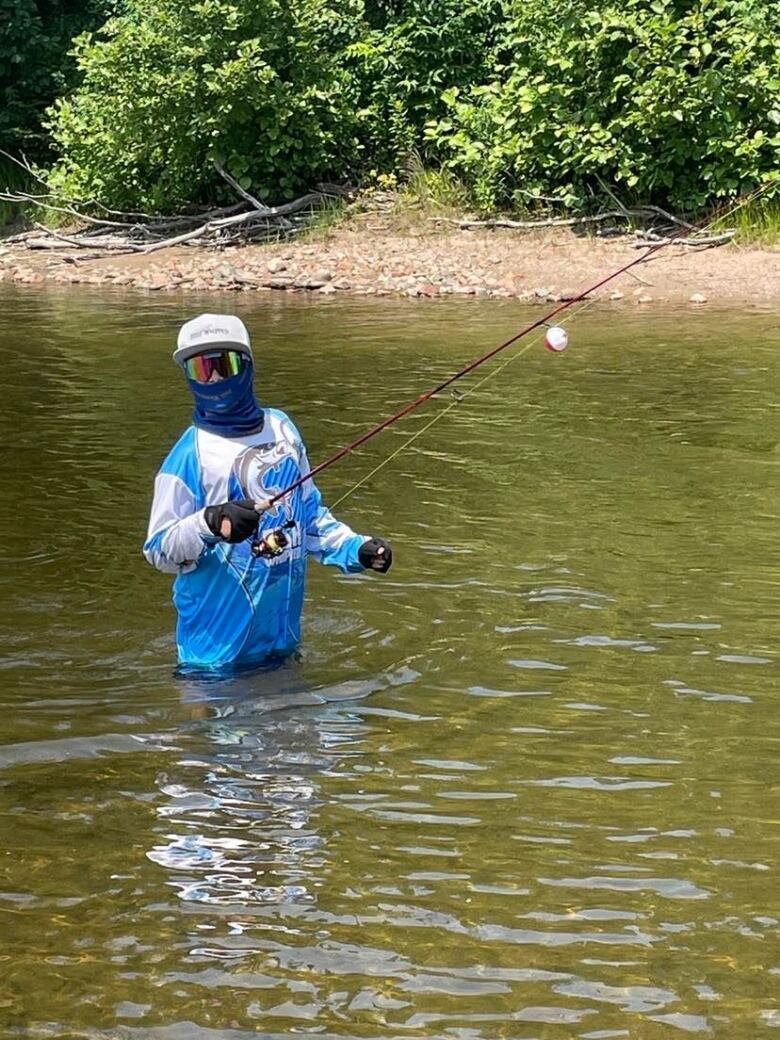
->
left=144, top=313, right=392, bottom=669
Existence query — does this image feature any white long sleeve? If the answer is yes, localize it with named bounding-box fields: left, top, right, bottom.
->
left=144, top=473, right=211, bottom=574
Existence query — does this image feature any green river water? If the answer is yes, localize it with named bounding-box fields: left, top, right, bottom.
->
left=0, top=287, right=778, bottom=1039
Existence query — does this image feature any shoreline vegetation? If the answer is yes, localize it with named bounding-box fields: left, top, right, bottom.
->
left=1, top=0, right=778, bottom=305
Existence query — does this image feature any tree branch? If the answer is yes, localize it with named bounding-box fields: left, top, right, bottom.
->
left=213, top=161, right=272, bottom=213
left=431, top=210, right=642, bottom=229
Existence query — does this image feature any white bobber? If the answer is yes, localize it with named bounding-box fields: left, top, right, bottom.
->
left=544, top=325, right=569, bottom=353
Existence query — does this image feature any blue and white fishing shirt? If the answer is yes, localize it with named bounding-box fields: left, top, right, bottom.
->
left=143, top=409, right=366, bottom=669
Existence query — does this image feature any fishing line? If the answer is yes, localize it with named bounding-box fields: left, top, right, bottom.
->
left=329, top=293, right=601, bottom=510
left=256, top=183, right=770, bottom=520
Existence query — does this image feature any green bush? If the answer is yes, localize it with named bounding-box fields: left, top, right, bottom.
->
left=41, top=0, right=780, bottom=213
left=46, top=0, right=364, bottom=210
left=345, top=0, right=505, bottom=172
left=426, top=0, right=780, bottom=210
left=0, top=0, right=109, bottom=157
left=46, top=0, right=507, bottom=209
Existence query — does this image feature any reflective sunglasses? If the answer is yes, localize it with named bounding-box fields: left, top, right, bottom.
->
left=184, top=350, right=247, bottom=383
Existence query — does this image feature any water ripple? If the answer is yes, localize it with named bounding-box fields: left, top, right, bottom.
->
left=1, top=295, right=777, bottom=1038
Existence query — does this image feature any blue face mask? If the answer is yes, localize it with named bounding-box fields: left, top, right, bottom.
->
left=187, top=357, right=264, bottom=437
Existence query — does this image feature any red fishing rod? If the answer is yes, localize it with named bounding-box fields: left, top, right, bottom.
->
left=248, top=189, right=761, bottom=557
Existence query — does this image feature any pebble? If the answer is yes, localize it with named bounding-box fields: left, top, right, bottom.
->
left=214, top=263, right=236, bottom=282
left=0, top=235, right=748, bottom=303
left=417, top=282, right=439, bottom=297
left=233, top=269, right=256, bottom=286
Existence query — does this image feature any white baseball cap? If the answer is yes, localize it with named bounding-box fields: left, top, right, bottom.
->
left=173, top=313, right=252, bottom=366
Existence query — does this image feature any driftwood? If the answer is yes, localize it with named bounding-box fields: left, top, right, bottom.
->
left=0, top=152, right=351, bottom=257
left=1, top=148, right=734, bottom=256
left=632, top=228, right=735, bottom=248
left=431, top=206, right=734, bottom=249
left=432, top=210, right=643, bottom=229
left=213, top=161, right=272, bottom=215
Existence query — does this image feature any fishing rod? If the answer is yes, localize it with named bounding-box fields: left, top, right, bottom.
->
left=249, top=188, right=764, bottom=555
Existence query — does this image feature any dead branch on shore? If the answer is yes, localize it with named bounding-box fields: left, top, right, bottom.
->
left=1, top=149, right=735, bottom=257
left=632, top=228, right=735, bottom=248
left=0, top=154, right=352, bottom=257
left=432, top=210, right=639, bottom=230
left=431, top=207, right=734, bottom=248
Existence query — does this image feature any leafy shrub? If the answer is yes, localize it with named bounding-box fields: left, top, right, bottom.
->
left=42, top=0, right=780, bottom=212
left=426, top=0, right=780, bottom=210
left=345, top=0, right=506, bottom=172
left=0, top=0, right=109, bottom=156
left=46, top=0, right=508, bottom=209
left=46, top=0, right=364, bottom=210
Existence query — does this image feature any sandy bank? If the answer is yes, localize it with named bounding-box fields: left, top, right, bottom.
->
left=1, top=225, right=778, bottom=306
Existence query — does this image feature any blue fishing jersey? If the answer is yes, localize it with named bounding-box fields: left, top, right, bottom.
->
left=143, top=409, right=365, bottom=669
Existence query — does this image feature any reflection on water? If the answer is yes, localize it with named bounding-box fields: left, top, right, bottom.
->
left=149, top=717, right=329, bottom=908
left=150, top=664, right=400, bottom=909
left=0, top=287, right=778, bottom=1038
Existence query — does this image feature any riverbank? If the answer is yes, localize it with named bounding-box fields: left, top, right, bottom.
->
left=1, top=222, right=778, bottom=305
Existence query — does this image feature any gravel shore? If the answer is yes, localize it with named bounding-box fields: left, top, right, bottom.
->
left=2, top=225, right=778, bottom=305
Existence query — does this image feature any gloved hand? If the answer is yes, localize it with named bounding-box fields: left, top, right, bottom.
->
left=358, top=537, right=393, bottom=573
left=204, top=498, right=260, bottom=543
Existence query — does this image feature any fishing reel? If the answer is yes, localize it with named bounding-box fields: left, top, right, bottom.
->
left=250, top=520, right=296, bottom=559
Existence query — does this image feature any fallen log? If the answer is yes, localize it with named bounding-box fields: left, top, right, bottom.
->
left=633, top=229, right=735, bottom=248
left=430, top=210, right=638, bottom=229
left=1, top=156, right=339, bottom=256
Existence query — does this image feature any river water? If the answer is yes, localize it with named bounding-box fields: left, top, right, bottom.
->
left=0, top=287, right=778, bottom=1039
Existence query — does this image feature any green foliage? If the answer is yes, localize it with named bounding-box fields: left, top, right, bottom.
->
left=426, top=0, right=780, bottom=210
left=46, top=0, right=505, bottom=209
left=39, top=0, right=780, bottom=214
left=719, top=196, right=780, bottom=244
left=0, top=156, right=29, bottom=226
left=294, top=196, right=349, bottom=241
left=401, top=153, right=469, bottom=212
left=46, top=0, right=364, bottom=210
left=0, top=0, right=110, bottom=156
left=345, top=0, right=505, bottom=172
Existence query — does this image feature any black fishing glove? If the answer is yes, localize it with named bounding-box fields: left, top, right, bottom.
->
left=358, top=537, right=393, bottom=573
left=204, top=498, right=259, bottom=544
